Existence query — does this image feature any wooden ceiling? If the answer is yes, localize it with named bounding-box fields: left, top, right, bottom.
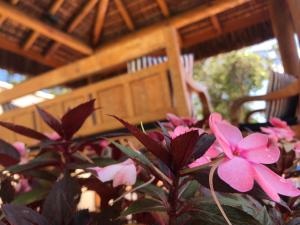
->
left=0, top=0, right=271, bottom=75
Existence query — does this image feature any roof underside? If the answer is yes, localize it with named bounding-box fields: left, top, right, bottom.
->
left=0, top=0, right=272, bottom=75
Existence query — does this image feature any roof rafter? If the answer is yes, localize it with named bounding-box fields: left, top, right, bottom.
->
left=0, top=1, right=93, bottom=55
left=114, top=0, right=135, bottom=30
left=0, top=0, right=19, bottom=26
left=23, top=0, right=65, bottom=50
left=45, top=0, right=98, bottom=58
left=93, top=0, right=110, bottom=46
left=183, top=8, right=269, bottom=48
left=0, top=36, right=63, bottom=68
left=155, top=0, right=170, bottom=17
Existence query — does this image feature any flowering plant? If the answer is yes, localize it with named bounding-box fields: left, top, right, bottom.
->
left=0, top=100, right=300, bottom=225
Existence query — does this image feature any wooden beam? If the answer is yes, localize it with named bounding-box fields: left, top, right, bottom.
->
left=67, top=0, right=98, bottom=32
left=170, top=0, right=249, bottom=29
left=156, top=0, right=170, bottom=17
left=183, top=8, right=269, bottom=48
left=210, top=15, right=222, bottom=33
left=164, top=27, right=191, bottom=116
left=0, top=36, right=63, bottom=68
left=0, top=26, right=166, bottom=104
left=45, top=0, right=98, bottom=57
left=269, top=0, right=300, bottom=77
left=0, top=1, right=93, bottom=55
left=93, top=0, right=110, bottom=45
left=23, top=0, right=65, bottom=50
left=114, top=0, right=135, bottom=30
left=287, top=0, right=300, bottom=46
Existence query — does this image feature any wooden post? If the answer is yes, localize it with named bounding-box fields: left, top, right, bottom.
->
left=164, top=26, right=191, bottom=116
left=269, top=0, right=300, bottom=77
left=287, top=0, right=300, bottom=47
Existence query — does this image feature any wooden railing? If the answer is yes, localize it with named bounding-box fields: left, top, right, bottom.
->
left=0, top=63, right=177, bottom=145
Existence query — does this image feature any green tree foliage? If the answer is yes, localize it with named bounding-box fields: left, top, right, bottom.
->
left=193, top=50, right=271, bottom=120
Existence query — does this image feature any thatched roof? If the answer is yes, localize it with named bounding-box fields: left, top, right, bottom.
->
left=0, top=0, right=271, bottom=75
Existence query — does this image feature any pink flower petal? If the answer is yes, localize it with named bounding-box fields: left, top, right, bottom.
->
left=13, top=142, right=26, bottom=157
left=188, top=143, right=221, bottom=168
left=240, top=142, right=280, bottom=164
left=237, top=133, right=268, bottom=151
left=217, top=157, right=254, bottom=192
left=209, top=113, right=242, bottom=158
left=270, top=118, right=288, bottom=128
left=169, top=126, right=203, bottom=139
left=113, top=164, right=137, bottom=187
left=253, top=164, right=300, bottom=202
left=90, top=164, right=123, bottom=182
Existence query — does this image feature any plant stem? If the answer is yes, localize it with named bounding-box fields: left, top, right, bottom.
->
left=168, top=174, right=179, bottom=225
left=209, top=161, right=232, bottom=225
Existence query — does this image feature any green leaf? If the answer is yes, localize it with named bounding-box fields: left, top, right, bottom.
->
left=180, top=180, right=200, bottom=199
left=112, top=141, right=152, bottom=166
left=6, top=152, right=58, bottom=174
left=12, top=188, right=49, bottom=205
left=135, top=180, right=167, bottom=202
left=121, top=198, right=165, bottom=217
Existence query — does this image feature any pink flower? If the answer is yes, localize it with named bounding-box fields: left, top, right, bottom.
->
left=169, top=126, right=204, bottom=139
left=209, top=113, right=300, bottom=202
left=261, top=117, right=295, bottom=142
left=14, top=177, right=32, bottom=193
left=89, top=159, right=137, bottom=187
left=44, top=132, right=61, bottom=141
left=165, top=113, right=197, bottom=128
left=13, top=142, right=28, bottom=164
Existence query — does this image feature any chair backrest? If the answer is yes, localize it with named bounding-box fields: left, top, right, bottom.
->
left=265, top=71, right=298, bottom=120
left=127, top=54, right=194, bottom=78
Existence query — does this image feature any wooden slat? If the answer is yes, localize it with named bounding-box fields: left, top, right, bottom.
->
left=0, top=0, right=19, bottom=26
left=210, top=15, right=222, bottom=33
left=0, top=1, right=93, bottom=55
left=114, top=0, right=135, bottom=30
left=23, top=0, right=65, bottom=50
left=46, top=0, right=98, bottom=57
left=93, top=0, right=110, bottom=45
left=0, top=35, right=63, bottom=68
left=156, top=0, right=170, bottom=17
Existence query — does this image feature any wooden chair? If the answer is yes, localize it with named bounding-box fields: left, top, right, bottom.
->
left=127, top=54, right=212, bottom=119
left=230, top=71, right=300, bottom=133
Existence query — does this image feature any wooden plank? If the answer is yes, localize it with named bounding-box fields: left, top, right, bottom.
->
left=287, top=0, right=300, bottom=47
left=0, top=35, right=63, bottom=68
left=0, top=27, right=165, bottom=104
left=23, top=0, right=65, bottom=50
left=156, top=0, right=170, bottom=17
left=210, top=15, right=222, bottom=33
left=93, top=0, right=110, bottom=45
left=46, top=0, right=98, bottom=57
left=269, top=0, right=300, bottom=77
left=0, top=0, right=19, bottom=26
left=114, top=0, right=135, bottom=30
left=164, top=27, right=191, bottom=117
left=0, top=1, right=93, bottom=55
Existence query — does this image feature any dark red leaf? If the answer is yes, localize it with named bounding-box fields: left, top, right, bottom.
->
left=42, top=174, right=81, bottom=225
left=112, top=115, right=170, bottom=165
left=2, top=204, right=51, bottom=225
left=0, top=121, right=49, bottom=141
left=192, top=134, right=215, bottom=159
left=61, top=99, right=96, bottom=140
left=0, top=139, right=20, bottom=166
left=36, top=106, right=63, bottom=137
left=170, top=130, right=199, bottom=170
